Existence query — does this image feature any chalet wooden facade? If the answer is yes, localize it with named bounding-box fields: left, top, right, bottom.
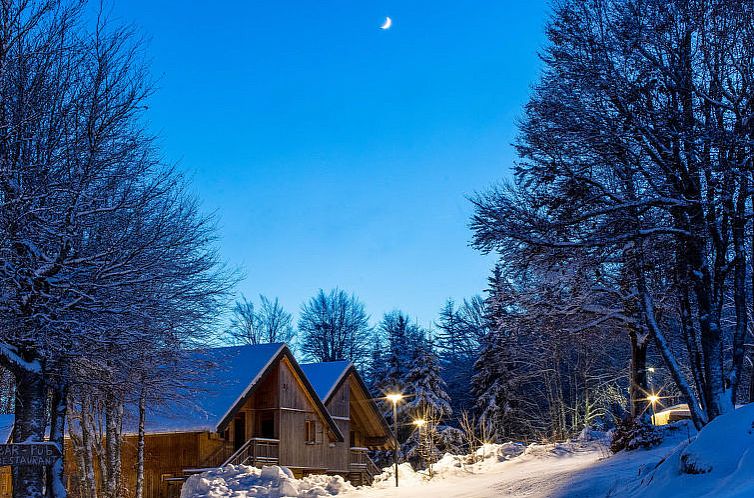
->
left=0, top=343, right=392, bottom=498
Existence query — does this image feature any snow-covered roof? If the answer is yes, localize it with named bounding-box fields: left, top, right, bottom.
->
left=300, top=361, right=352, bottom=403
left=140, top=343, right=286, bottom=434
left=0, top=414, right=14, bottom=443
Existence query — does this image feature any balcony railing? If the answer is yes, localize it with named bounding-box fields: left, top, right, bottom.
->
left=222, top=437, right=280, bottom=467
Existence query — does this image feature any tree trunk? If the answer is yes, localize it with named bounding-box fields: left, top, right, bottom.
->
left=628, top=329, right=649, bottom=421
left=76, top=397, right=99, bottom=498
left=729, top=178, right=748, bottom=403
left=103, top=394, right=124, bottom=498
left=135, top=387, right=146, bottom=498
left=46, top=378, right=68, bottom=498
left=12, top=367, right=47, bottom=498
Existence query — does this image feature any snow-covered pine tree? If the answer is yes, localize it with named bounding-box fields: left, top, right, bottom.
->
left=471, top=329, right=514, bottom=440
left=403, top=339, right=453, bottom=421
left=372, top=311, right=422, bottom=411
left=368, top=312, right=425, bottom=467
left=401, top=337, right=459, bottom=465
left=435, top=297, right=487, bottom=414
left=470, top=263, right=519, bottom=441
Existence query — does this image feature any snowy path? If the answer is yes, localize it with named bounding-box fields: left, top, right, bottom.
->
left=348, top=445, right=605, bottom=498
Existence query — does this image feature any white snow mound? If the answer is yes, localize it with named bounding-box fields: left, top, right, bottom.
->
left=180, top=465, right=354, bottom=498
left=370, top=440, right=589, bottom=487
left=624, top=403, right=754, bottom=498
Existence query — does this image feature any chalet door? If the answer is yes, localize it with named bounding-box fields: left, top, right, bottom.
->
left=234, top=413, right=246, bottom=451
left=259, top=413, right=275, bottom=438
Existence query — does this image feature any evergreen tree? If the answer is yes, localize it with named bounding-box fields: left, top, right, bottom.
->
left=403, top=341, right=453, bottom=422
left=470, top=263, right=518, bottom=439
left=435, top=297, right=488, bottom=414
left=372, top=311, right=422, bottom=405
left=471, top=329, right=515, bottom=439
left=364, top=338, right=388, bottom=390
left=401, top=337, right=460, bottom=465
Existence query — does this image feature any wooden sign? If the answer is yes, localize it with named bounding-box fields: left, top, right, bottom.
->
left=0, top=443, right=61, bottom=466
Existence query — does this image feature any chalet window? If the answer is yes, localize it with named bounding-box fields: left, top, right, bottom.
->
left=305, top=420, right=316, bottom=443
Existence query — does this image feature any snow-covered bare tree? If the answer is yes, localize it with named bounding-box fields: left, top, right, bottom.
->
left=0, top=2, right=234, bottom=496
left=298, top=289, right=372, bottom=365
left=228, top=294, right=295, bottom=346
left=472, top=0, right=754, bottom=430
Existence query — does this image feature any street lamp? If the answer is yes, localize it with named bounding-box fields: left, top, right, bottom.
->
left=647, top=393, right=659, bottom=425
left=386, top=393, right=404, bottom=487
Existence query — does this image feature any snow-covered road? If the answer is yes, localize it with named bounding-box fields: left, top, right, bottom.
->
left=349, top=444, right=605, bottom=498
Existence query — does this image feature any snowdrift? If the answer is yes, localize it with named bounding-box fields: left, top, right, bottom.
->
left=624, top=403, right=754, bottom=497
left=369, top=442, right=528, bottom=488
left=180, top=465, right=354, bottom=498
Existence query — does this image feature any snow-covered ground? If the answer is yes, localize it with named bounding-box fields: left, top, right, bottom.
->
left=183, top=404, right=754, bottom=498
left=351, top=441, right=607, bottom=498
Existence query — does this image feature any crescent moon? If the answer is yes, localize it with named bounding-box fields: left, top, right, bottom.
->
left=380, top=17, right=392, bottom=30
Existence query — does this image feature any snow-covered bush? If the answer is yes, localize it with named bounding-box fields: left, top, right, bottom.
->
left=609, top=418, right=662, bottom=453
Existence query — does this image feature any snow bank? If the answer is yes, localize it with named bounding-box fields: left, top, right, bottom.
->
left=369, top=440, right=591, bottom=488
left=619, top=404, right=754, bottom=498
left=180, top=465, right=354, bottom=498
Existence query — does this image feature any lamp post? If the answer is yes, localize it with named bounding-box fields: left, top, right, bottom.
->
left=386, top=393, right=403, bottom=487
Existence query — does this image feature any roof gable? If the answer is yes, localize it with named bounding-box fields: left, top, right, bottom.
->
left=301, top=360, right=394, bottom=449
left=300, top=361, right=351, bottom=403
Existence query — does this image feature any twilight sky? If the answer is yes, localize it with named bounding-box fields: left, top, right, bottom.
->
left=108, top=1, right=549, bottom=328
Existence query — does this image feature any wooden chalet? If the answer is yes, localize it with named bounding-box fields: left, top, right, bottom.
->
left=0, top=343, right=392, bottom=498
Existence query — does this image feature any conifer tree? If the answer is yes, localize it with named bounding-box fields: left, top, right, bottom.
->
left=403, top=341, right=453, bottom=422
left=373, top=311, right=422, bottom=407
left=470, top=263, right=518, bottom=440
left=402, top=337, right=460, bottom=465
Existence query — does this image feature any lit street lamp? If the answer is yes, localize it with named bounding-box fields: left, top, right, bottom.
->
left=386, top=393, right=404, bottom=487
left=647, top=393, right=659, bottom=425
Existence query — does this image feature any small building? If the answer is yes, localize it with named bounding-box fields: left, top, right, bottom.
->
left=0, top=343, right=392, bottom=498
left=652, top=404, right=691, bottom=426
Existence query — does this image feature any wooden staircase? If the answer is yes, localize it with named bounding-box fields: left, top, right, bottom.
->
left=348, top=447, right=380, bottom=486
left=181, top=438, right=280, bottom=480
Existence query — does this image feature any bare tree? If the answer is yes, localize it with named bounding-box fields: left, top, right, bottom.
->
left=228, top=295, right=295, bottom=346
left=298, top=289, right=372, bottom=365
left=0, top=2, right=234, bottom=496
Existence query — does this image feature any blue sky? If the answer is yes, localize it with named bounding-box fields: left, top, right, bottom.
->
left=109, top=1, right=549, bottom=328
